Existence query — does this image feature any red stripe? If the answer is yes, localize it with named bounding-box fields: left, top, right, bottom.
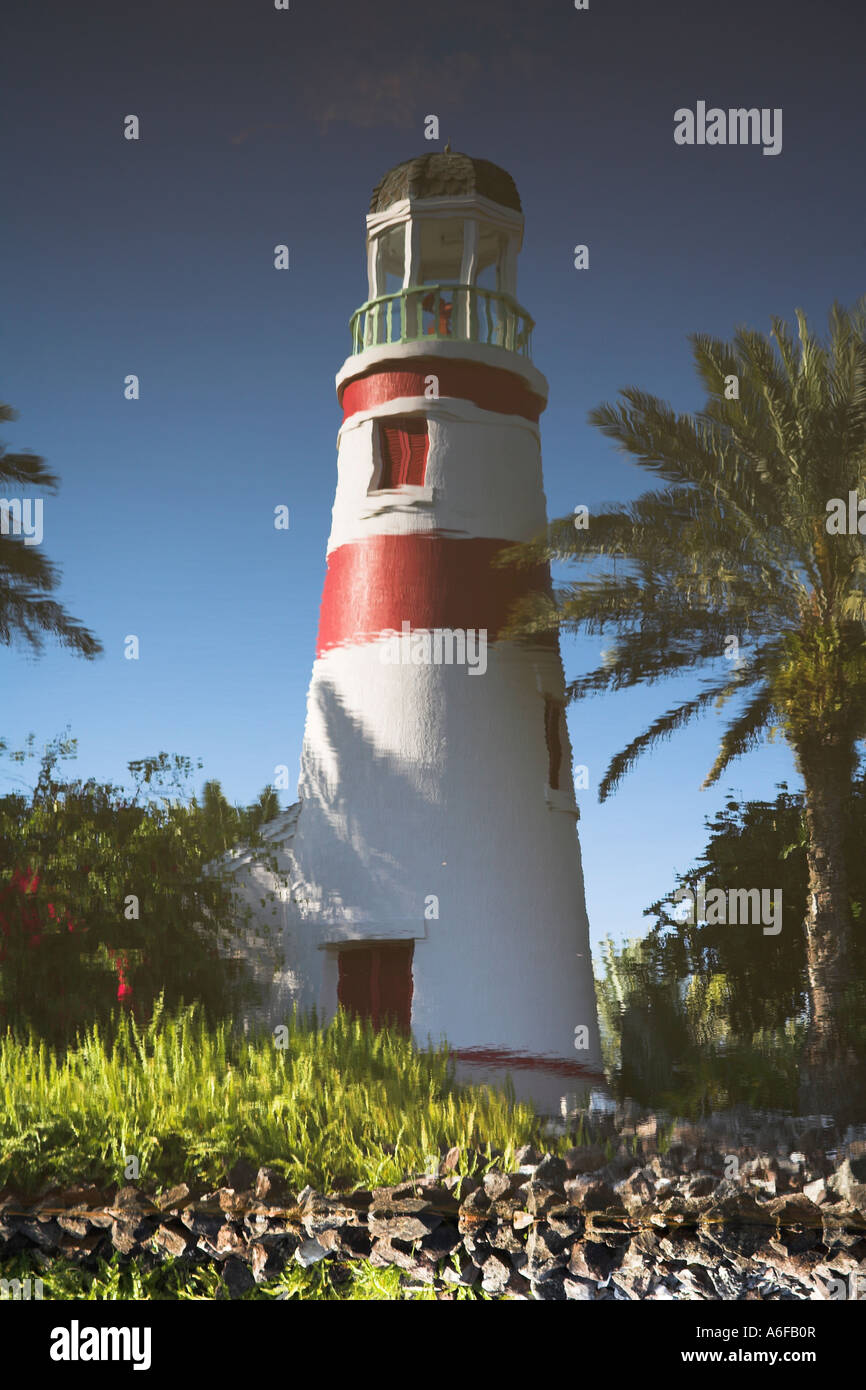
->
left=339, top=358, right=544, bottom=423
left=316, top=534, right=550, bottom=656
left=450, top=1046, right=604, bottom=1079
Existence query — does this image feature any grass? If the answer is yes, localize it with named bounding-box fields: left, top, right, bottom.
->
left=0, top=998, right=598, bottom=1197
left=0, top=1249, right=487, bottom=1300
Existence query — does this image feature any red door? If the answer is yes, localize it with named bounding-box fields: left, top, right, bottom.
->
left=337, top=942, right=414, bottom=1032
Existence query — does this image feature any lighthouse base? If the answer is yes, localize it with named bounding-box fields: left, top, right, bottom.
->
left=449, top=1049, right=608, bottom=1117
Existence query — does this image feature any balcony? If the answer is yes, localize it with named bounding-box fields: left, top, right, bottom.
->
left=349, top=284, right=534, bottom=359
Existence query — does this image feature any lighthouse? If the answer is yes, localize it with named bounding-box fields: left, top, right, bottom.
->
left=227, top=151, right=604, bottom=1112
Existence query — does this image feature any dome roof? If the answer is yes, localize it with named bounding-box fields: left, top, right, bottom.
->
left=370, top=151, right=521, bottom=214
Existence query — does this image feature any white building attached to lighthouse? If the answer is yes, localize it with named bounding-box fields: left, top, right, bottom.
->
left=226, top=151, right=604, bottom=1111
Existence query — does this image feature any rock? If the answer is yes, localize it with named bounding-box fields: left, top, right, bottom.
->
left=488, top=1221, right=525, bottom=1255
left=622, top=1229, right=662, bottom=1267
left=514, top=1144, right=541, bottom=1168
left=647, top=1154, right=679, bottom=1181
left=314, top=1227, right=347, bottom=1253
left=565, top=1178, right=621, bottom=1216
left=767, top=1193, right=823, bottom=1228
left=546, top=1204, right=586, bottom=1239
left=530, top=1269, right=568, bottom=1300
left=82, top=1208, right=114, bottom=1229
left=686, top=1175, right=718, bottom=1199
left=336, top=1225, right=374, bottom=1258
left=253, top=1227, right=302, bottom=1258
left=295, top=1237, right=329, bottom=1267
left=181, top=1209, right=224, bottom=1239
left=154, top=1222, right=193, bottom=1258
left=702, top=1188, right=767, bottom=1226
left=441, top=1259, right=480, bottom=1287
left=525, top=1226, right=570, bottom=1280
left=214, top=1223, right=247, bottom=1258
left=513, top=1210, right=533, bottom=1231
left=111, top=1219, right=154, bottom=1256
left=481, top=1252, right=511, bottom=1295
left=568, top=1239, right=623, bottom=1282
left=487, top=1191, right=521, bottom=1222
left=440, top=1147, right=461, bottom=1175
left=250, top=1240, right=285, bottom=1282
left=645, top=1278, right=679, bottom=1299
left=703, top=1222, right=769, bottom=1260
left=803, top=1177, right=828, bottom=1205
left=564, top=1275, right=597, bottom=1300
left=829, top=1156, right=866, bottom=1208
left=564, top=1144, right=607, bottom=1174
left=156, top=1183, right=191, bottom=1213
left=482, top=1171, right=513, bottom=1201
left=503, top=1271, right=533, bottom=1299
left=254, top=1167, right=292, bottom=1205
left=59, top=1230, right=105, bottom=1258
left=108, top=1187, right=159, bottom=1219
left=519, top=1182, right=561, bottom=1219
left=610, top=1268, right=657, bottom=1299
left=615, top=1167, right=656, bottom=1212
left=221, top=1256, right=255, bottom=1299
left=462, top=1232, right=492, bottom=1267
left=419, top=1224, right=462, bottom=1260
left=458, top=1186, right=490, bottom=1215
left=768, top=1227, right=821, bottom=1258
left=672, top=1264, right=715, bottom=1299
left=658, top=1232, right=715, bottom=1267
left=57, top=1215, right=91, bottom=1238
left=215, top=1188, right=252, bottom=1217
left=369, top=1198, right=443, bottom=1242
left=303, top=1196, right=363, bottom=1237
left=534, top=1154, right=568, bottom=1188
left=369, top=1237, right=433, bottom=1282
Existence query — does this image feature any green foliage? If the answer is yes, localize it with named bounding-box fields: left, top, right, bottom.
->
left=0, top=733, right=287, bottom=1044
left=0, top=1002, right=549, bottom=1197
left=504, top=298, right=866, bottom=794
left=0, top=1248, right=486, bottom=1300
left=0, top=403, right=102, bottom=658
left=597, top=778, right=866, bottom=1113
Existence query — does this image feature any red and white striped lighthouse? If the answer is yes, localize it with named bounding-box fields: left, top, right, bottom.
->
left=230, top=151, right=603, bottom=1111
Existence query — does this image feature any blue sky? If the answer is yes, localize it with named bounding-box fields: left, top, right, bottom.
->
left=2, top=0, right=864, bottom=956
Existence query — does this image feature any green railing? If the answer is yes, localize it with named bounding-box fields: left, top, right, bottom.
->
left=349, top=284, right=535, bottom=358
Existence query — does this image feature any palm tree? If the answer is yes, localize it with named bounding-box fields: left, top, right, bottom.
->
left=0, top=403, right=101, bottom=657
left=199, top=779, right=241, bottom=854
left=507, top=299, right=866, bottom=1110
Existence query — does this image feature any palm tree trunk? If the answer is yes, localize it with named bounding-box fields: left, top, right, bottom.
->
left=796, top=737, right=860, bottom=1115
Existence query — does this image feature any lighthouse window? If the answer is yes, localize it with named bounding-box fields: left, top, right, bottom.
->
left=376, top=417, right=429, bottom=489
left=418, top=216, right=464, bottom=285
left=337, top=942, right=414, bottom=1033
left=544, top=696, right=565, bottom=791
left=476, top=227, right=506, bottom=290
